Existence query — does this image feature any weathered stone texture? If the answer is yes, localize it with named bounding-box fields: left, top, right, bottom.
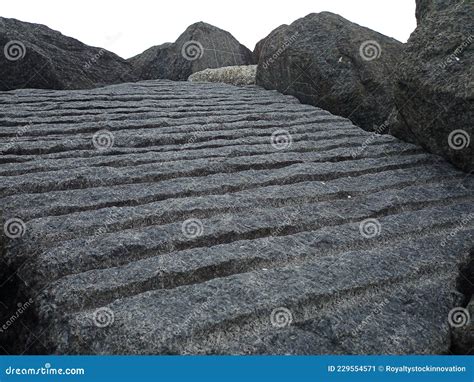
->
left=0, top=80, right=472, bottom=355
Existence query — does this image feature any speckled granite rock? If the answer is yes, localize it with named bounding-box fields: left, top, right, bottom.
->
left=389, top=0, right=473, bottom=172
left=0, top=80, right=472, bottom=355
left=415, top=0, right=454, bottom=24
left=255, top=12, right=403, bottom=132
left=129, top=22, right=255, bottom=81
left=0, top=17, right=133, bottom=91
left=188, top=65, right=257, bottom=85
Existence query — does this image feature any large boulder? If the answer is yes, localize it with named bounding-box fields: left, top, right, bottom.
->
left=129, top=22, right=255, bottom=81
left=255, top=12, right=403, bottom=131
left=391, top=0, right=473, bottom=172
left=0, top=17, right=133, bottom=91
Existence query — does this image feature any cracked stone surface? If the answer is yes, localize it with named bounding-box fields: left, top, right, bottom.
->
left=0, top=79, right=472, bottom=355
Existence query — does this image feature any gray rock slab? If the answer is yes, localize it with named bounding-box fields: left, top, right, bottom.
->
left=0, top=79, right=472, bottom=355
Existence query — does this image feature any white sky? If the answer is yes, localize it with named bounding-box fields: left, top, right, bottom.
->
left=1, top=0, right=416, bottom=59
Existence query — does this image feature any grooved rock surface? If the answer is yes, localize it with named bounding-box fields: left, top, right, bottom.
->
left=0, top=80, right=472, bottom=355
left=189, top=65, right=257, bottom=85
left=255, top=12, right=403, bottom=132
left=0, top=17, right=134, bottom=91
left=390, top=0, right=473, bottom=172
left=129, top=22, right=255, bottom=81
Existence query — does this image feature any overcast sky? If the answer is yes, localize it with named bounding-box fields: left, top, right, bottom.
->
left=2, top=0, right=416, bottom=59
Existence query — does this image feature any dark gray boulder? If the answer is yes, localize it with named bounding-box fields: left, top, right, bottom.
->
left=255, top=12, right=403, bottom=131
left=390, top=0, right=473, bottom=172
left=0, top=17, right=134, bottom=91
left=129, top=22, right=255, bottom=81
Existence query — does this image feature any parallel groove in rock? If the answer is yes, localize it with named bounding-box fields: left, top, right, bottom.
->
left=0, top=136, right=415, bottom=177
left=0, top=154, right=449, bottom=219
left=50, top=233, right=471, bottom=354
left=0, top=143, right=424, bottom=197
left=42, top=209, right=474, bottom=313
left=17, top=181, right=472, bottom=286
